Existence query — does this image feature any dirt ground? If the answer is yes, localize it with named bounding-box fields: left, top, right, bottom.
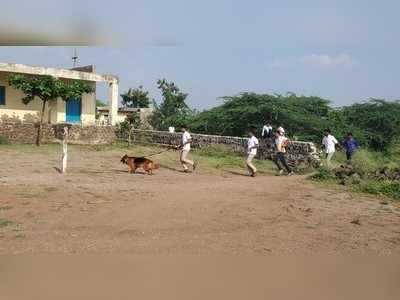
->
left=0, top=145, right=399, bottom=254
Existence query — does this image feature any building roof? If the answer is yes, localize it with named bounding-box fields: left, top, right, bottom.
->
left=0, top=62, right=118, bottom=83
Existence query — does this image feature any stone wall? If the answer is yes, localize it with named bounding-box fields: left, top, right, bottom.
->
left=123, top=129, right=320, bottom=166
left=0, top=122, right=116, bottom=144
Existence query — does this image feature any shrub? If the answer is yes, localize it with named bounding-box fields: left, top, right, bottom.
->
left=356, top=180, right=400, bottom=199
left=388, top=137, right=400, bottom=157
left=0, top=136, right=10, bottom=145
left=308, top=167, right=335, bottom=181
left=351, top=149, right=380, bottom=177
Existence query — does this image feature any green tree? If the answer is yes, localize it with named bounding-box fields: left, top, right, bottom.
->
left=121, top=86, right=150, bottom=108
left=150, top=79, right=193, bottom=130
left=96, top=99, right=106, bottom=107
left=190, top=92, right=332, bottom=141
left=337, top=99, right=400, bottom=151
left=9, top=74, right=94, bottom=145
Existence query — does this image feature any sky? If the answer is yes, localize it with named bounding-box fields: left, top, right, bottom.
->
left=1, top=0, right=399, bottom=110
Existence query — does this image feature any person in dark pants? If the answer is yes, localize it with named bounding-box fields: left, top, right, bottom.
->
left=273, top=128, right=294, bottom=176
left=261, top=122, right=273, bottom=139
left=342, top=132, right=359, bottom=162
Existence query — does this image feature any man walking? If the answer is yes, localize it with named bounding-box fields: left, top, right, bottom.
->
left=322, top=129, right=338, bottom=168
left=246, top=130, right=259, bottom=177
left=179, top=126, right=196, bottom=173
left=342, top=132, right=359, bottom=162
left=273, top=128, right=293, bottom=176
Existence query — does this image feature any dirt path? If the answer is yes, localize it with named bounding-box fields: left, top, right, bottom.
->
left=1, top=146, right=399, bottom=254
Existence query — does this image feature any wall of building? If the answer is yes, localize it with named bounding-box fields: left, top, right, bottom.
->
left=0, top=72, right=96, bottom=125
left=81, top=82, right=96, bottom=125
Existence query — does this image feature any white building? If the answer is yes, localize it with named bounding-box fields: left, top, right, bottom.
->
left=96, top=106, right=153, bottom=126
left=0, top=62, right=119, bottom=125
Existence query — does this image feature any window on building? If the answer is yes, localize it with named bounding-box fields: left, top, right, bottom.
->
left=0, top=86, right=5, bottom=105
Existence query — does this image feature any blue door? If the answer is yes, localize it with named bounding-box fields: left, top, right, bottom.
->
left=66, top=98, right=81, bottom=123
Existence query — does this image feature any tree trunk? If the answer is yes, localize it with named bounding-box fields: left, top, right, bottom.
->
left=36, top=101, right=46, bottom=146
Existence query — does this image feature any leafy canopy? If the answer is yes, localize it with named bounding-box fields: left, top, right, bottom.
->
left=8, top=74, right=94, bottom=105
left=8, top=74, right=94, bottom=145
left=189, top=93, right=400, bottom=152
left=150, top=79, right=193, bottom=130
left=121, top=86, right=150, bottom=108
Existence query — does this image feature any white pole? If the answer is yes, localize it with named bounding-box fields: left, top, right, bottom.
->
left=61, top=126, right=68, bottom=173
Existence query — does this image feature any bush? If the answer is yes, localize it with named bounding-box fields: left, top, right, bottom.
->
left=0, top=136, right=10, bottom=145
left=388, top=137, right=400, bottom=157
left=351, top=150, right=380, bottom=177
left=308, top=167, right=335, bottom=181
left=356, top=180, right=400, bottom=199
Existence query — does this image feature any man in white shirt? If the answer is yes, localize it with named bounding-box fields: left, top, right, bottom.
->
left=273, top=127, right=293, bottom=175
left=180, top=126, right=196, bottom=173
left=322, top=129, right=338, bottom=168
left=261, top=123, right=273, bottom=139
left=246, top=130, right=259, bottom=177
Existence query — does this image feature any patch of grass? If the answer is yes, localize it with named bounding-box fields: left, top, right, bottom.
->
left=308, top=167, right=336, bottom=182
left=44, top=187, right=58, bottom=192
left=14, top=233, right=26, bottom=239
left=196, top=145, right=235, bottom=159
left=90, top=142, right=131, bottom=152
left=0, top=135, right=10, bottom=145
left=0, top=206, right=13, bottom=211
left=355, top=180, right=400, bottom=200
left=0, top=218, right=14, bottom=228
left=310, top=150, right=400, bottom=200
left=0, top=143, right=59, bottom=153
left=193, top=145, right=276, bottom=174
left=351, top=150, right=380, bottom=177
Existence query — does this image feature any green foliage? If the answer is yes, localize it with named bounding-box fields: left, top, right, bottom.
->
left=121, top=86, right=150, bottom=108
left=356, top=180, right=400, bottom=199
left=387, top=137, right=400, bottom=157
left=116, top=112, right=142, bottom=144
left=58, top=80, right=94, bottom=102
left=310, top=147, right=400, bottom=199
left=196, top=145, right=236, bottom=159
left=8, top=74, right=94, bottom=108
left=351, top=150, right=380, bottom=177
left=96, top=99, right=106, bottom=107
left=9, top=74, right=62, bottom=105
left=194, top=145, right=275, bottom=172
left=189, top=94, right=400, bottom=152
left=150, top=79, right=193, bottom=130
left=190, top=93, right=332, bottom=140
left=0, top=136, right=10, bottom=145
left=337, top=99, right=400, bottom=151
left=308, top=167, right=336, bottom=181
left=0, top=218, right=14, bottom=228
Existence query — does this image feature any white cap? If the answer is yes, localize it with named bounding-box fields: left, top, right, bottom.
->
left=277, top=127, right=285, bottom=134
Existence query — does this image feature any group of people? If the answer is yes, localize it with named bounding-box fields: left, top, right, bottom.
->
left=246, top=126, right=293, bottom=177
left=322, top=129, right=359, bottom=167
left=176, top=123, right=359, bottom=176
left=176, top=124, right=294, bottom=177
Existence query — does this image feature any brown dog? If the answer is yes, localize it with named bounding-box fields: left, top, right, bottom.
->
left=120, top=154, right=160, bottom=175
